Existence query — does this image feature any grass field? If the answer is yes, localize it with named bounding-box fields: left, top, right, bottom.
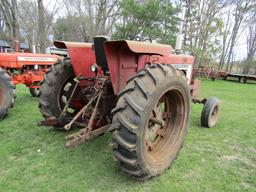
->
left=0, top=79, right=255, bottom=192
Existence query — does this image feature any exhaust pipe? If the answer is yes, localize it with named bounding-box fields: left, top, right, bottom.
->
left=14, top=40, right=20, bottom=52
left=175, top=7, right=186, bottom=54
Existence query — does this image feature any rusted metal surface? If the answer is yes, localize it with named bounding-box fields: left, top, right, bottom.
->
left=40, top=38, right=216, bottom=148
left=105, top=40, right=172, bottom=56
left=63, top=91, right=101, bottom=131
left=54, top=41, right=92, bottom=49
left=56, top=77, right=109, bottom=147
left=190, top=79, right=201, bottom=98
left=65, top=88, right=104, bottom=147
left=54, top=41, right=96, bottom=78
left=65, top=124, right=110, bottom=148
left=104, top=40, right=195, bottom=95
left=38, top=117, right=59, bottom=127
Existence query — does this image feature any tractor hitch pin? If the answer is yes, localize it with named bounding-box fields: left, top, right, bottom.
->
left=60, top=77, right=80, bottom=118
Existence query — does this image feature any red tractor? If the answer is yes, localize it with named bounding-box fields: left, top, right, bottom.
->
left=0, top=52, right=61, bottom=120
left=39, top=36, right=221, bottom=180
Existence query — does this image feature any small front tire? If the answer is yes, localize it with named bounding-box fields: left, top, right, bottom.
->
left=201, top=97, right=221, bottom=128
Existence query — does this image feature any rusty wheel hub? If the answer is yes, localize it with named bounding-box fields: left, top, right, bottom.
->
left=209, top=105, right=219, bottom=124
left=144, top=88, right=187, bottom=166
left=145, top=96, right=170, bottom=152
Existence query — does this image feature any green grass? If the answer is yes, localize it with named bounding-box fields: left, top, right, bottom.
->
left=0, top=80, right=255, bottom=192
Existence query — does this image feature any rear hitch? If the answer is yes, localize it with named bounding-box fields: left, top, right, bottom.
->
left=65, top=78, right=109, bottom=147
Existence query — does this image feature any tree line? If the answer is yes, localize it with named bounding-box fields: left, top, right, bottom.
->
left=0, top=0, right=255, bottom=74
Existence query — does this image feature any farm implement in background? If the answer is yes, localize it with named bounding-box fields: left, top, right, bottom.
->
left=194, top=66, right=256, bottom=83
left=0, top=48, right=61, bottom=120
left=221, top=72, right=256, bottom=83
left=38, top=36, right=221, bottom=180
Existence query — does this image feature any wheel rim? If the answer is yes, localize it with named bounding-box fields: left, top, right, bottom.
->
left=58, top=77, right=79, bottom=115
left=144, top=88, right=187, bottom=166
left=34, top=88, right=40, bottom=96
left=209, top=104, right=219, bottom=126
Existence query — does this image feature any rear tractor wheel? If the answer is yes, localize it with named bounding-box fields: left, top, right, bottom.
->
left=39, top=58, right=83, bottom=129
left=201, top=97, right=221, bottom=128
left=0, top=68, right=15, bottom=120
left=110, top=64, right=190, bottom=180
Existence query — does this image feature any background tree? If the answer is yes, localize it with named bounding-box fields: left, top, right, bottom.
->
left=18, top=0, right=38, bottom=50
left=223, top=0, right=254, bottom=72
left=58, top=0, right=119, bottom=42
left=53, top=16, right=86, bottom=42
left=113, top=0, right=179, bottom=46
left=36, top=0, right=63, bottom=52
left=182, top=0, right=226, bottom=68
left=0, top=0, right=20, bottom=49
left=242, top=6, right=256, bottom=74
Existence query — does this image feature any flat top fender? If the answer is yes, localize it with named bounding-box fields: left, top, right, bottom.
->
left=104, top=40, right=172, bottom=56
left=54, top=41, right=96, bottom=77
left=54, top=41, right=92, bottom=49
left=104, top=40, right=173, bottom=95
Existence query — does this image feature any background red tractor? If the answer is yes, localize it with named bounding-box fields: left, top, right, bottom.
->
left=0, top=51, right=61, bottom=120
left=39, top=36, right=221, bottom=180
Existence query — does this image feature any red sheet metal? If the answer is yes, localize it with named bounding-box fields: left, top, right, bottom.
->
left=0, top=52, right=60, bottom=68
left=54, top=41, right=96, bottom=77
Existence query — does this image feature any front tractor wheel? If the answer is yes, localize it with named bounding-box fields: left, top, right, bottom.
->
left=201, top=97, right=221, bottom=128
left=111, top=64, right=190, bottom=180
left=39, top=58, right=83, bottom=129
left=0, top=68, right=15, bottom=120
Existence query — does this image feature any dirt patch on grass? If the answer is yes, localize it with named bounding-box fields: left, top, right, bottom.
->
left=221, top=155, right=256, bottom=168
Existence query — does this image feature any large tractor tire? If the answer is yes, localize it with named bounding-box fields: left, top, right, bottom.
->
left=29, top=87, right=40, bottom=97
left=39, top=58, right=80, bottom=129
left=201, top=97, right=220, bottom=128
left=0, top=68, right=15, bottom=120
left=110, top=64, right=190, bottom=180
